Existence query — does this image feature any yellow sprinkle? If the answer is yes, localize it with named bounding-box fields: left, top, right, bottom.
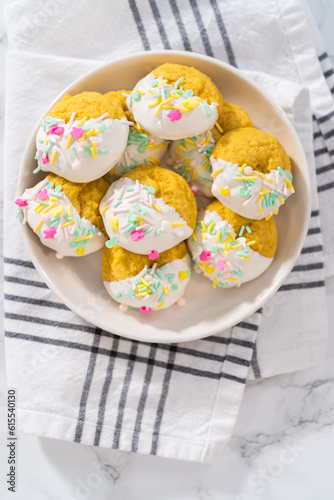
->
left=141, top=278, right=149, bottom=286
left=185, top=138, right=195, bottom=147
left=74, top=235, right=93, bottom=242
left=267, top=177, right=274, bottom=184
left=40, top=201, right=57, bottom=215
left=241, top=256, right=251, bottom=261
left=109, top=217, right=118, bottom=231
left=214, top=121, right=223, bottom=134
left=213, top=278, right=218, bottom=289
left=205, top=264, right=215, bottom=274
left=50, top=150, right=58, bottom=165
left=92, top=141, right=98, bottom=155
left=207, top=221, right=215, bottom=233
left=233, top=176, right=257, bottom=181
left=163, top=285, right=169, bottom=295
left=146, top=143, right=165, bottom=150
left=202, top=160, right=210, bottom=169
left=62, top=220, right=75, bottom=228
left=148, top=97, right=162, bottom=108
left=148, top=155, right=159, bottom=165
left=179, top=271, right=189, bottom=280
left=216, top=230, right=221, bottom=243
left=199, top=138, right=206, bottom=146
left=177, top=144, right=188, bottom=153
left=284, top=178, right=295, bottom=193
left=100, top=205, right=108, bottom=215
left=258, top=206, right=263, bottom=214
left=206, top=132, right=212, bottom=144
left=239, top=164, right=247, bottom=172
left=66, top=135, right=73, bottom=149
left=66, top=204, right=71, bottom=217
left=192, top=170, right=197, bottom=179
left=33, top=220, right=43, bottom=233
left=201, top=221, right=207, bottom=232
left=230, top=242, right=242, bottom=249
left=157, top=300, right=165, bottom=309
left=45, top=138, right=48, bottom=145
left=170, top=90, right=180, bottom=99
left=182, top=256, right=187, bottom=262
left=135, top=292, right=148, bottom=298
left=265, top=214, right=272, bottom=221
left=258, top=172, right=266, bottom=180
left=76, top=248, right=84, bottom=256
left=133, top=122, right=145, bottom=133
left=273, top=209, right=279, bottom=215
left=152, top=203, right=161, bottom=212
left=171, top=222, right=184, bottom=227
left=77, top=116, right=87, bottom=126
left=154, top=102, right=164, bottom=116
left=220, top=186, right=230, bottom=196
left=225, top=277, right=237, bottom=282
left=90, top=145, right=97, bottom=160
left=192, top=232, right=197, bottom=242
left=34, top=204, right=44, bottom=212
left=201, top=232, right=207, bottom=240
left=279, top=196, right=285, bottom=204
left=185, top=166, right=193, bottom=171
left=228, top=230, right=235, bottom=241
left=211, top=168, right=222, bottom=177
left=135, top=87, right=145, bottom=95
left=50, top=205, right=63, bottom=217
left=149, top=89, right=157, bottom=95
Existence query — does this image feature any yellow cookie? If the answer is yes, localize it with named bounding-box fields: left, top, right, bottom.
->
left=187, top=199, right=277, bottom=289
left=212, top=101, right=252, bottom=142
left=102, top=242, right=191, bottom=312
left=211, top=127, right=294, bottom=219
left=100, top=165, right=197, bottom=255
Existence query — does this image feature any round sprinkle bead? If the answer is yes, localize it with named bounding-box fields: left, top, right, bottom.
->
left=178, top=270, right=188, bottom=280
left=177, top=297, right=187, bottom=307
left=56, top=252, right=64, bottom=259
left=220, top=186, right=230, bottom=196
left=243, top=165, right=254, bottom=176
left=119, top=304, right=128, bottom=312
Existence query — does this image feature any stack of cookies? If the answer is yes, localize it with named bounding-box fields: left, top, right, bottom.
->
left=16, top=63, right=294, bottom=313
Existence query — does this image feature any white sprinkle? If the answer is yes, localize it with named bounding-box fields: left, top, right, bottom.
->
left=68, top=112, right=76, bottom=129
left=96, top=112, right=109, bottom=122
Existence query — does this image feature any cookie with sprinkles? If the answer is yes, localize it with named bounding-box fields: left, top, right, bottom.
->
left=102, top=241, right=191, bottom=312
left=104, top=90, right=169, bottom=180
left=16, top=173, right=109, bottom=258
left=35, top=92, right=129, bottom=183
left=127, top=63, right=223, bottom=140
left=211, top=127, right=294, bottom=220
left=167, top=101, right=252, bottom=197
left=187, top=199, right=277, bottom=288
left=100, top=165, right=197, bottom=255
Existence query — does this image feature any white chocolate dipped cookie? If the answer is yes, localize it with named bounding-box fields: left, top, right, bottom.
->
left=167, top=102, right=252, bottom=197
left=35, top=92, right=129, bottom=183
left=187, top=200, right=277, bottom=288
left=16, top=173, right=108, bottom=258
left=127, top=63, right=223, bottom=140
left=211, top=127, right=294, bottom=220
left=105, top=90, right=169, bottom=180
left=100, top=165, right=197, bottom=256
left=102, top=242, right=191, bottom=313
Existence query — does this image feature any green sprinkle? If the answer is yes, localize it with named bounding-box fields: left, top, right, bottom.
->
left=148, top=186, right=156, bottom=194
left=133, top=91, right=141, bottom=101
left=85, top=146, right=91, bottom=155
left=115, top=292, right=122, bottom=299
left=91, top=225, right=96, bottom=234
left=160, top=264, right=168, bottom=270
left=199, top=176, right=213, bottom=184
left=46, top=181, right=54, bottom=189
left=33, top=165, right=42, bottom=174
left=126, top=187, right=135, bottom=192
left=36, top=199, right=48, bottom=206
left=69, top=241, right=77, bottom=248
left=277, top=166, right=284, bottom=176
left=210, top=245, right=218, bottom=253
left=144, top=227, right=153, bottom=234
left=155, top=228, right=161, bottom=236
left=204, top=102, right=212, bottom=116
left=98, top=149, right=109, bottom=154
left=239, top=225, right=245, bottom=237
left=171, top=283, right=178, bottom=291
left=174, top=77, right=184, bottom=89
left=185, top=89, right=194, bottom=97
left=16, top=209, right=23, bottom=218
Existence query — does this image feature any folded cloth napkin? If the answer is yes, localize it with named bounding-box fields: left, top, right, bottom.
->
left=3, top=0, right=333, bottom=463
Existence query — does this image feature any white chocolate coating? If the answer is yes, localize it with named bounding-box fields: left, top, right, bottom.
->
left=187, top=209, right=273, bottom=288
left=112, top=125, right=169, bottom=179
left=16, top=178, right=106, bottom=257
left=127, top=74, right=218, bottom=140
left=211, top=157, right=294, bottom=220
left=168, top=130, right=215, bottom=197
left=104, top=255, right=191, bottom=310
left=35, top=114, right=129, bottom=182
left=100, top=177, right=193, bottom=255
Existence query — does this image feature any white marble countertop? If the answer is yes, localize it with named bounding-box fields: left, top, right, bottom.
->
left=1, top=1, right=334, bottom=499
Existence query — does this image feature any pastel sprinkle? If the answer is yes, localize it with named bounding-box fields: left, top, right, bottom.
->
left=220, top=186, right=230, bottom=196
left=216, top=258, right=226, bottom=271
left=148, top=250, right=159, bottom=260
left=200, top=250, right=211, bottom=262
left=167, top=109, right=182, bottom=121
left=130, top=229, right=144, bottom=241
left=139, top=306, right=151, bottom=314
left=178, top=271, right=188, bottom=280
left=43, top=227, right=57, bottom=239
left=15, top=198, right=28, bottom=207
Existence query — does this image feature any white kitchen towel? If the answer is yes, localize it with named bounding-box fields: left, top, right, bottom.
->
left=3, top=0, right=332, bottom=462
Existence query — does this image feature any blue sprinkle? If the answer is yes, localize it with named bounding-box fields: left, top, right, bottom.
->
left=174, top=77, right=184, bottom=89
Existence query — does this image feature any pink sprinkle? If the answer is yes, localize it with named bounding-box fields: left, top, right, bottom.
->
left=216, top=258, right=226, bottom=271
left=40, top=151, right=49, bottom=165
left=130, top=229, right=145, bottom=241
left=200, top=250, right=211, bottom=262
left=148, top=250, right=159, bottom=260
left=43, top=227, right=57, bottom=239
left=191, top=186, right=199, bottom=195
left=15, top=198, right=28, bottom=207
left=70, top=127, right=84, bottom=139
left=47, top=125, right=64, bottom=135
left=38, top=188, right=48, bottom=201
left=167, top=109, right=182, bottom=121
left=140, top=306, right=151, bottom=314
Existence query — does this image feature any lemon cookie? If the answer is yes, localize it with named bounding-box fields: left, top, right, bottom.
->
left=127, top=63, right=223, bottom=140
left=16, top=173, right=108, bottom=258
left=105, top=90, right=169, bottom=179
left=168, top=102, right=252, bottom=197
left=35, top=92, right=129, bottom=183
left=187, top=199, right=277, bottom=288
left=102, top=242, right=191, bottom=312
left=211, top=127, right=294, bottom=219
left=100, top=165, right=197, bottom=255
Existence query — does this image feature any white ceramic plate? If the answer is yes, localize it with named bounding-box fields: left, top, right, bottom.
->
left=17, top=50, right=311, bottom=343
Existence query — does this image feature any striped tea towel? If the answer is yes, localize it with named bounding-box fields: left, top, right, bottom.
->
left=3, top=0, right=333, bottom=462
